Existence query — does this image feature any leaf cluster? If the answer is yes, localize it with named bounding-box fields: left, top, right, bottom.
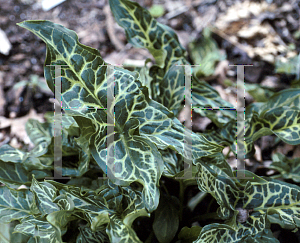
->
left=0, top=0, right=299, bottom=242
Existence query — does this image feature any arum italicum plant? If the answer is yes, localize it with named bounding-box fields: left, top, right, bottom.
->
left=0, top=0, right=299, bottom=242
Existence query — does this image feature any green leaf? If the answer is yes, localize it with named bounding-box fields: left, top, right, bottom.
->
left=275, top=55, right=299, bottom=75
left=156, top=61, right=185, bottom=116
left=0, top=144, right=26, bottom=163
left=172, top=165, right=199, bottom=187
left=25, top=119, right=53, bottom=148
left=14, top=216, right=62, bottom=243
left=189, top=28, right=226, bottom=77
left=178, top=225, right=202, bottom=243
left=109, top=0, right=186, bottom=70
left=192, top=78, right=236, bottom=127
left=0, top=187, right=38, bottom=224
left=107, top=214, right=142, bottom=243
left=47, top=210, right=76, bottom=239
left=244, top=83, right=275, bottom=102
left=0, top=160, right=30, bottom=188
left=269, top=153, right=300, bottom=183
left=152, top=194, right=179, bottom=243
left=109, top=0, right=187, bottom=101
left=30, top=177, right=60, bottom=215
left=76, top=225, right=109, bottom=243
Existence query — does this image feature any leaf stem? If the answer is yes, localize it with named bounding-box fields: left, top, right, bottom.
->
left=161, top=182, right=170, bottom=196
left=269, top=174, right=283, bottom=179
left=206, top=197, right=215, bottom=213
left=179, top=180, right=185, bottom=221
left=225, top=148, right=231, bottom=159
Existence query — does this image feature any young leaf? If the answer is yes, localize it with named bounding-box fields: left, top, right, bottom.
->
left=109, top=0, right=188, bottom=102
left=109, top=0, right=186, bottom=71
left=107, top=214, right=143, bottom=243
left=46, top=180, right=148, bottom=242
left=189, top=28, right=226, bottom=77
left=177, top=225, right=202, bottom=243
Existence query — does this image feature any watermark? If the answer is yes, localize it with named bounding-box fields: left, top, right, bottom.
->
left=45, top=65, right=70, bottom=180
left=46, top=64, right=122, bottom=180
left=174, top=64, right=254, bottom=180
left=229, top=65, right=253, bottom=179
left=48, top=63, right=254, bottom=181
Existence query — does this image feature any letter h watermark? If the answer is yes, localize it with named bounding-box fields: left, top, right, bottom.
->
left=48, top=63, right=254, bottom=181
left=175, top=64, right=254, bottom=180
left=46, top=64, right=121, bottom=180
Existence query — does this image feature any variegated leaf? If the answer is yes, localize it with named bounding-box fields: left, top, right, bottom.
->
left=45, top=180, right=111, bottom=230
left=239, top=177, right=300, bottom=231
left=0, top=187, right=38, bottom=224
left=30, top=177, right=60, bottom=215
left=0, top=144, right=26, bottom=163
left=193, top=222, right=280, bottom=243
left=195, top=160, right=300, bottom=242
left=109, top=0, right=187, bottom=102
left=109, top=0, right=237, bottom=124
left=245, top=106, right=300, bottom=158
left=77, top=225, right=109, bottom=243
left=41, top=114, right=91, bottom=177
left=160, top=148, right=183, bottom=177
left=192, top=78, right=236, bottom=127
left=108, top=0, right=186, bottom=71
left=0, top=160, right=30, bottom=188
left=269, top=153, right=300, bottom=183
left=13, top=216, right=62, bottom=243
left=46, top=180, right=145, bottom=242
left=156, top=60, right=185, bottom=116
left=107, top=214, right=142, bottom=243
left=244, top=89, right=300, bottom=157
